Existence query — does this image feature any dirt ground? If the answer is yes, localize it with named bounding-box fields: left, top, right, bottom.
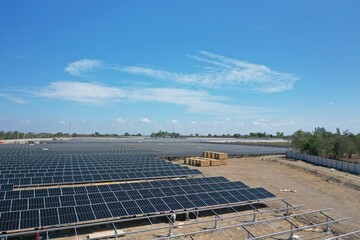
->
left=187, top=155, right=360, bottom=235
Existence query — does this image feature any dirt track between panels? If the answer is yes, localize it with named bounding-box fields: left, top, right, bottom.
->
left=183, top=155, right=360, bottom=235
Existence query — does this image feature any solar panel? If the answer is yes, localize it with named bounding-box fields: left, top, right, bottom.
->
left=29, top=198, right=45, bottom=210
left=136, top=199, right=157, bottom=213
left=45, top=196, right=61, bottom=208
left=11, top=199, right=28, bottom=211
left=148, top=198, right=171, bottom=212
left=60, top=195, right=76, bottom=207
left=58, top=207, right=77, bottom=224
left=20, top=209, right=40, bottom=229
left=75, top=205, right=96, bottom=222
left=20, top=190, right=34, bottom=199
left=0, top=211, right=20, bottom=231
left=0, top=200, right=11, bottom=212
left=107, top=202, right=128, bottom=218
left=74, top=194, right=91, bottom=206
left=92, top=204, right=112, bottom=219
left=121, top=200, right=143, bottom=215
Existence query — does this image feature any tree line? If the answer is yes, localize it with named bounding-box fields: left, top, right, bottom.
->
left=291, top=127, right=360, bottom=161
left=0, top=131, right=123, bottom=139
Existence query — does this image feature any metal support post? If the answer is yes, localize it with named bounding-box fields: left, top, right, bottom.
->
left=324, top=215, right=331, bottom=233
left=289, top=223, right=295, bottom=239
left=282, top=199, right=293, bottom=216
left=214, top=215, right=218, bottom=229
left=320, top=211, right=333, bottom=233
left=252, top=209, right=257, bottom=222
left=168, top=215, right=174, bottom=236
left=112, top=223, right=118, bottom=234
left=168, top=220, right=173, bottom=236
left=194, top=210, right=198, bottom=219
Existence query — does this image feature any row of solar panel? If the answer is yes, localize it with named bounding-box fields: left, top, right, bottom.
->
left=0, top=187, right=275, bottom=232
left=0, top=154, right=165, bottom=161
left=0, top=166, right=189, bottom=179
left=0, top=164, right=180, bottom=171
left=0, top=176, right=229, bottom=193
left=0, top=181, right=250, bottom=212
left=0, top=141, right=287, bottom=156
left=0, top=158, right=177, bottom=166
left=0, top=179, right=243, bottom=204
left=0, top=161, right=175, bottom=169
left=0, top=169, right=202, bottom=187
left=0, top=159, right=174, bottom=166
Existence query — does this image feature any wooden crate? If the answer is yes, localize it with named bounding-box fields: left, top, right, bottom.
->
left=210, top=159, right=221, bottom=166
left=218, top=153, right=228, bottom=160
left=190, top=158, right=197, bottom=166
left=199, top=159, right=210, bottom=167
left=220, top=159, right=228, bottom=165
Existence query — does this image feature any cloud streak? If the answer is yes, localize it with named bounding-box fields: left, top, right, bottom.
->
left=121, top=51, right=297, bottom=93
left=65, top=59, right=104, bottom=76
left=0, top=92, right=27, bottom=104
left=140, top=117, right=150, bottom=123
left=34, top=81, right=275, bottom=117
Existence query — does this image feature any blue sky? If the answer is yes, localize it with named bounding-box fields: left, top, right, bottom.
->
left=1, top=1, right=360, bottom=135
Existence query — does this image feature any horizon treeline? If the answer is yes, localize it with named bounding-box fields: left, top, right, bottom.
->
left=0, top=130, right=286, bottom=140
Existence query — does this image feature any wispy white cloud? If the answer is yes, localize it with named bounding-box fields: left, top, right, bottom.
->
left=0, top=92, right=27, bottom=104
left=59, top=120, right=67, bottom=125
left=252, top=118, right=295, bottom=128
left=34, top=81, right=274, bottom=117
left=20, top=119, right=31, bottom=125
left=121, top=51, right=297, bottom=93
left=36, top=81, right=125, bottom=104
left=116, top=117, right=126, bottom=124
left=328, top=102, right=334, bottom=106
left=65, top=59, right=104, bottom=76
left=171, top=119, right=178, bottom=124
left=140, top=117, right=150, bottom=123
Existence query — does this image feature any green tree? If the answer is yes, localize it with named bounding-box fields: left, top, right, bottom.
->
left=291, top=130, right=312, bottom=152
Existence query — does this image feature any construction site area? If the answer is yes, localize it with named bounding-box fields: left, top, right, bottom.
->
left=0, top=138, right=359, bottom=240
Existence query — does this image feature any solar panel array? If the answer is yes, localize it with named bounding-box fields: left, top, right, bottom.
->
left=0, top=140, right=277, bottom=234
left=0, top=177, right=275, bottom=232
left=0, top=154, right=201, bottom=186
left=0, top=138, right=287, bottom=157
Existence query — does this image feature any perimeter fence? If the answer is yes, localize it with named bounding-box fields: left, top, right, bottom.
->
left=286, top=151, right=360, bottom=175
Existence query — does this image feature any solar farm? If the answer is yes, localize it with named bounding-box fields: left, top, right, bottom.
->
left=0, top=139, right=357, bottom=239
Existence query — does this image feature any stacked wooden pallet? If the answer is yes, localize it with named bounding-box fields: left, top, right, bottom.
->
left=184, top=151, right=229, bottom=167
left=202, top=151, right=228, bottom=165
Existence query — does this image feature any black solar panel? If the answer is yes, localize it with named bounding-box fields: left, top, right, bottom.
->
left=58, top=207, right=77, bottom=224
left=0, top=211, right=20, bottom=231
left=75, top=205, right=96, bottom=222
left=92, top=204, right=112, bottom=219
left=20, top=209, right=39, bottom=229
